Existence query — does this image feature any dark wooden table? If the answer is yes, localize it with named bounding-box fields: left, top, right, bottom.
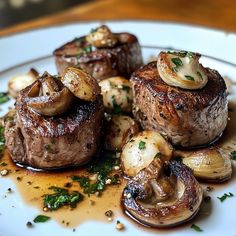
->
left=1, top=0, right=236, bottom=36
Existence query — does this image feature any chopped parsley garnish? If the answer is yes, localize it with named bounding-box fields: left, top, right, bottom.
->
left=191, top=224, right=203, bottom=232
left=184, top=75, right=195, bottom=81
left=122, top=85, right=131, bottom=92
left=186, top=51, right=194, bottom=59
left=138, top=141, right=146, bottom=150
left=111, top=95, right=122, bottom=114
left=0, top=162, right=7, bottom=166
left=76, top=44, right=93, bottom=58
left=43, top=187, right=83, bottom=210
left=171, top=57, right=183, bottom=72
left=0, top=92, right=10, bottom=105
left=71, top=153, right=120, bottom=195
left=74, top=37, right=86, bottom=46
left=197, top=71, right=203, bottom=79
left=217, top=192, right=234, bottom=202
left=230, top=151, right=236, bottom=160
left=33, top=215, right=51, bottom=223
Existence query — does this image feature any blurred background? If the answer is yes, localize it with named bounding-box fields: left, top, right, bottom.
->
left=0, top=0, right=91, bottom=28
left=0, top=0, right=235, bottom=36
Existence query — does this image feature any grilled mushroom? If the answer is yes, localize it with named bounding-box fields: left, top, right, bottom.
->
left=26, top=72, right=74, bottom=116
left=104, top=115, right=140, bottom=151
left=99, top=76, right=133, bottom=113
left=86, top=25, right=118, bottom=48
left=121, top=131, right=173, bottom=177
left=62, top=67, right=100, bottom=101
left=122, top=159, right=203, bottom=227
left=175, top=147, right=232, bottom=182
left=157, top=51, right=208, bottom=90
left=8, top=68, right=39, bottom=98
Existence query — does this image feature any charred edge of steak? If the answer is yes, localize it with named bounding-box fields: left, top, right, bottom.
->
left=53, top=33, right=143, bottom=80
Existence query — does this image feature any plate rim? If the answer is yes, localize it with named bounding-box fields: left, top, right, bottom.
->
left=1, top=19, right=236, bottom=39
left=1, top=45, right=236, bottom=77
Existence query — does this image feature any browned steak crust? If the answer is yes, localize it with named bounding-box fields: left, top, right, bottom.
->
left=53, top=33, right=143, bottom=81
left=131, top=61, right=228, bottom=147
left=5, top=84, right=104, bottom=169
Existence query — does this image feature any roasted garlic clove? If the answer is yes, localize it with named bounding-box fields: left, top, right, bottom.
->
left=26, top=72, right=74, bottom=116
left=157, top=51, right=208, bottom=90
left=99, top=76, right=133, bottom=113
left=121, top=130, right=173, bottom=177
left=86, top=25, right=118, bottom=48
left=122, top=160, right=203, bottom=228
left=62, top=67, right=100, bottom=102
left=104, top=115, right=140, bottom=151
left=8, top=68, right=39, bottom=98
left=176, top=147, right=232, bottom=182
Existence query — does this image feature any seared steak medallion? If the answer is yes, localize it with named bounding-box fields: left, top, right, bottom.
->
left=5, top=76, right=104, bottom=169
left=53, top=26, right=143, bottom=81
left=131, top=61, right=228, bottom=147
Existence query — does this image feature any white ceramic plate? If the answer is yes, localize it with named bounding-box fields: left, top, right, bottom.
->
left=0, top=21, right=236, bottom=236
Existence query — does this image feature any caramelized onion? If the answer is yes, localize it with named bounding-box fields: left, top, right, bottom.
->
left=26, top=72, right=74, bottom=116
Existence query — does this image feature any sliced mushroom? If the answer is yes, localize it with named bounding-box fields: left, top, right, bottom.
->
left=62, top=67, right=100, bottom=101
left=157, top=51, right=208, bottom=90
left=8, top=68, right=39, bottom=98
left=26, top=72, right=74, bottom=116
left=122, top=159, right=203, bottom=228
left=104, top=115, right=140, bottom=151
left=86, top=25, right=118, bottom=48
left=175, top=147, right=232, bottom=182
left=99, top=76, right=133, bottom=113
left=121, top=131, right=173, bottom=177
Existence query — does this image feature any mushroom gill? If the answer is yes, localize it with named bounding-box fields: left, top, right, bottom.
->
left=122, top=159, right=203, bottom=227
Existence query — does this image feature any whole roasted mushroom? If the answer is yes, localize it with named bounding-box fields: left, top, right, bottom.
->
left=26, top=72, right=74, bottom=116
left=175, top=147, right=232, bottom=182
left=122, top=158, right=203, bottom=227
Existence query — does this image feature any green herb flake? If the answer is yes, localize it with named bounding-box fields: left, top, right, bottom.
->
left=122, top=85, right=131, bottom=92
left=197, top=71, right=203, bottom=80
left=0, top=92, right=10, bottom=105
left=84, top=45, right=92, bottom=53
left=171, top=57, right=183, bottom=67
left=0, top=162, right=7, bottom=166
left=217, top=192, right=234, bottom=202
left=184, top=75, right=195, bottom=81
left=191, top=224, right=203, bottom=232
left=76, top=44, right=93, bottom=58
left=230, top=151, right=236, bottom=160
left=43, top=187, right=83, bottom=210
left=71, top=153, right=120, bottom=195
left=33, top=215, right=51, bottom=223
left=187, top=51, right=194, bottom=59
left=111, top=95, right=122, bottom=115
left=138, top=141, right=146, bottom=150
